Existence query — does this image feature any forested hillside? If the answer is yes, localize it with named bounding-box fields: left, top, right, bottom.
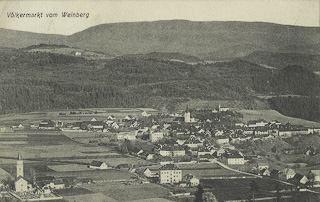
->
left=0, top=48, right=270, bottom=114
left=0, top=47, right=319, bottom=116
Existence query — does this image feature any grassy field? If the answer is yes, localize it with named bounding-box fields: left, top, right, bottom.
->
left=82, top=182, right=170, bottom=202
left=202, top=178, right=293, bottom=201
left=49, top=169, right=135, bottom=181
left=239, top=110, right=320, bottom=127
left=63, top=193, right=118, bottom=202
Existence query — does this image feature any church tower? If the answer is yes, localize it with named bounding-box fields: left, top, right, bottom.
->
left=184, top=107, right=191, bottom=123
left=17, top=153, right=23, bottom=178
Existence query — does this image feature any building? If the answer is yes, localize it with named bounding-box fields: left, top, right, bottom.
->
left=160, top=146, right=185, bottom=157
left=184, top=111, right=191, bottom=123
left=183, top=174, right=200, bottom=187
left=116, top=132, right=136, bottom=141
left=281, top=168, right=296, bottom=180
left=39, top=120, right=56, bottom=129
left=222, top=152, right=245, bottom=165
left=88, top=161, right=109, bottom=170
left=150, top=131, right=164, bottom=143
left=159, top=164, right=182, bottom=184
left=308, top=170, right=320, bottom=187
left=15, top=153, right=30, bottom=192
left=144, top=168, right=159, bottom=178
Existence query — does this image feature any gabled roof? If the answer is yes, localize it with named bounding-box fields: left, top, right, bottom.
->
left=90, top=160, right=105, bottom=167
left=15, top=176, right=30, bottom=183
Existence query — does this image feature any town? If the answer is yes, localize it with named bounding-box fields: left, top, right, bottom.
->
left=1, top=106, right=320, bottom=202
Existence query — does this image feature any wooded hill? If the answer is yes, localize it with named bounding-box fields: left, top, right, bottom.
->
left=1, top=47, right=320, bottom=119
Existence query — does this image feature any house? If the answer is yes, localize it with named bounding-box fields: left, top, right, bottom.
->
left=144, top=168, right=159, bottom=178
left=141, top=111, right=151, bottom=117
left=184, top=139, right=203, bottom=148
left=88, top=160, right=108, bottom=170
left=222, top=152, right=245, bottom=165
left=46, top=179, right=65, bottom=190
left=308, top=170, right=320, bottom=187
left=247, top=120, right=268, bottom=128
left=216, top=137, right=230, bottom=145
left=123, top=115, right=135, bottom=121
left=160, top=146, right=185, bottom=157
left=81, top=121, right=104, bottom=131
left=290, top=173, right=308, bottom=185
left=150, top=131, right=164, bottom=143
left=39, top=120, right=56, bottom=129
left=259, top=169, right=271, bottom=176
left=281, top=168, right=296, bottom=180
left=183, top=174, right=200, bottom=187
left=107, top=115, right=116, bottom=120
left=257, top=162, right=269, bottom=170
left=159, top=164, right=182, bottom=184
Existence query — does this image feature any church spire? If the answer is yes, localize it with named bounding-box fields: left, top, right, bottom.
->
left=18, top=153, right=22, bottom=160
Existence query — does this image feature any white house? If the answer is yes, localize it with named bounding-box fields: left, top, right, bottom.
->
left=160, top=146, right=185, bottom=157
left=144, top=168, right=159, bottom=178
left=150, top=131, right=164, bottom=143
left=89, top=161, right=109, bottom=170
left=159, top=164, right=182, bottom=184
left=183, top=174, right=200, bottom=187
left=222, top=152, right=245, bottom=165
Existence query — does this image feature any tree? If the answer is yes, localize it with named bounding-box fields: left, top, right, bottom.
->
left=195, top=184, right=204, bottom=202
left=202, top=192, right=218, bottom=202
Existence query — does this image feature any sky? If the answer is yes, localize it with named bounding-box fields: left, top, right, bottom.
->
left=0, top=0, right=319, bottom=35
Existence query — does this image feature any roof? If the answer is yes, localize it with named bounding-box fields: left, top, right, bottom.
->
left=161, top=146, right=184, bottom=151
left=283, top=168, right=295, bottom=175
left=90, top=160, right=105, bottom=167
left=18, top=153, right=22, bottom=160
left=160, top=164, right=181, bottom=170
left=15, top=176, right=30, bottom=183
left=310, top=170, right=320, bottom=176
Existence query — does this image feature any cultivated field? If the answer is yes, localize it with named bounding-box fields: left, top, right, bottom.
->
left=239, top=110, right=320, bottom=127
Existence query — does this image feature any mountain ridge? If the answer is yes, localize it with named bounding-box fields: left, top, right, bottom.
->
left=2, top=20, right=320, bottom=58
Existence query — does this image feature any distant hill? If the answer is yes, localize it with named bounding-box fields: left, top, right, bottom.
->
left=24, top=44, right=114, bottom=60
left=242, top=51, right=320, bottom=71
left=2, top=20, right=320, bottom=58
left=119, top=52, right=202, bottom=63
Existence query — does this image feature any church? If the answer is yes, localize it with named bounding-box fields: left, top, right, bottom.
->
left=14, top=153, right=30, bottom=192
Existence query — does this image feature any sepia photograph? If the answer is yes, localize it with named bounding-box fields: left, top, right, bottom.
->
left=0, top=0, right=320, bottom=201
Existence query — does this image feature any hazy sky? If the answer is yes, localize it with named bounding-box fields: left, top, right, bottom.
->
left=0, top=0, right=319, bottom=35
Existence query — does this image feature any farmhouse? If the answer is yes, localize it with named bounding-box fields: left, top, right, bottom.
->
left=281, top=168, right=296, bottom=180
left=39, top=120, right=55, bottom=129
left=159, top=164, right=182, bottom=184
left=144, top=168, right=159, bottom=178
left=81, top=121, right=104, bottom=131
left=89, top=160, right=109, bottom=170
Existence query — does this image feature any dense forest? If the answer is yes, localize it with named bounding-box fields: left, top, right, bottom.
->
left=269, top=96, right=320, bottom=122
left=0, top=47, right=319, bottom=116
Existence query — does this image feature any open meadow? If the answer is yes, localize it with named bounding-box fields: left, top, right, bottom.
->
left=239, top=110, right=320, bottom=127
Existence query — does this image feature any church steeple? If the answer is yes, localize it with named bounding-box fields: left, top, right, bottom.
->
left=17, top=152, right=23, bottom=178
left=18, top=153, right=22, bottom=160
